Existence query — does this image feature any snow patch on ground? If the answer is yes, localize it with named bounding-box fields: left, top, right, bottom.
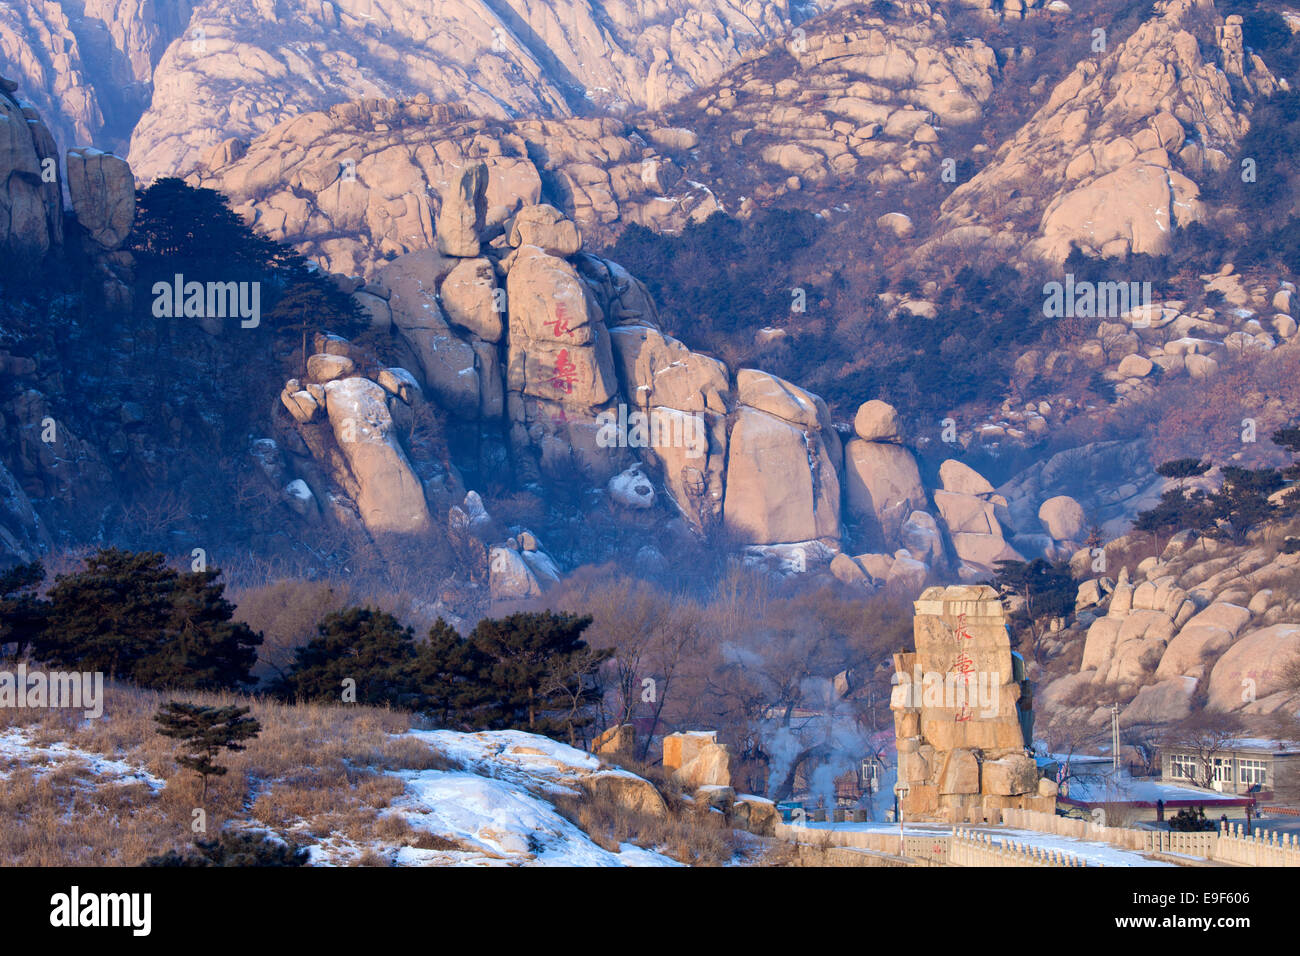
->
left=0, top=726, right=165, bottom=791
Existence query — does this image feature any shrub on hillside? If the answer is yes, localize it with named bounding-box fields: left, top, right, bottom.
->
left=144, top=831, right=309, bottom=867
left=233, top=579, right=354, bottom=684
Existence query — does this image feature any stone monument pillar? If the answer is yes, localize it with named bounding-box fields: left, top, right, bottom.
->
left=892, top=585, right=1055, bottom=824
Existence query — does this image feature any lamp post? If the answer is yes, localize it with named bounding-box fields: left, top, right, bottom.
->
left=896, top=783, right=910, bottom=857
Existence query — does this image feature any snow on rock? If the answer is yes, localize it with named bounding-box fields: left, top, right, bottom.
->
left=390, top=770, right=675, bottom=866
left=408, top=728, right=600, bottom=794
left=359, top=729, right=680, bottom=867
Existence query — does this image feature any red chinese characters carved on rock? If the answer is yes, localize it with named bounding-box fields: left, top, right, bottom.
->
left=952, top=651, right=976, bottom=722
left=544, top=304, right=576, bottom=339
left=950, top=614, right=976, bottom=722
left=549, top=349, right=578, bottom=394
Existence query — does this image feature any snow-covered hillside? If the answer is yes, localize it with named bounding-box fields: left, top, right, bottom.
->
left=308, top=730, right=681, bottom=866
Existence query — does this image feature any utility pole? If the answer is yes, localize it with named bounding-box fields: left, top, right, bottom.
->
left=1111, top=703, right=1121, bottom=773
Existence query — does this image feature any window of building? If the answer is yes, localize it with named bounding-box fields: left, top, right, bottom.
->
left=1213, top=758, right=1232, bottom=784
left=1239, top=759, right=1267, bottom=787
left=1170, top=754, right=1197, bottom=779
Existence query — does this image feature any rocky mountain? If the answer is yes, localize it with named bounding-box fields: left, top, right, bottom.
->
left=1, top=0, right=827, bottom=180
left=935, top=0, right=1281, bottom=263
left=2, top=0, right=1300, bottom=728
left=179, top=1, right=1300, bottom=446
left=0, top=0, right=195, bottom=160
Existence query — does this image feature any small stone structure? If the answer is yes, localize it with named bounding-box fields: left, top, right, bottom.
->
left=663, top=730, right=732, bottom=788
left=892, top=585, right=1054, bottom=823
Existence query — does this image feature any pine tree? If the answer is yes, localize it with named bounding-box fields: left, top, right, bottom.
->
left=1273, top=426, right=1300, bottom=472
left=414, top=618, right=502, bottom=729
left=131, top=178, right=287, bottom=278
left=153, top=701, right=261, bottom=801
left=135, top=569, right=262, bottom=690
left=131, top=178, right=364, bottom=362
left=39, top=549, right=176, bottom=678
left=0, top=561, right=48, bottom=659
left=1133, top=487, right=1214, bottom=554
left=264, top=278, right=367, bottom=374
left=1271, top=426, right=1300, bottom=514
left=468, top=611, right=606, bottom=737
left=1207, top=466, right=1283, bottom=544
left=272, top=607, right=419, bottom=706
left=1156, top=457, right=1211, bottom=487
left=991, top=559, right=1076, bottom=666
left=37, top=549, right=259, bottom=689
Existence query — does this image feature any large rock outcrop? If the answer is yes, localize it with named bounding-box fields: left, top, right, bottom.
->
left=379, top=250, right=491, bottom=418
left=321, top=377, right=431, bottom=535
left=505, top=242, right=622, bottom=479
left=842, top=400, right=927, bottom=551
left=1078, top=568, right=1192, bottom=690
left=1048, top=537, right=1300, bottom=727
left=723, top=370, right=841, bottom=548
left=607, top=324, right=729, bottom=531
left=320, top=196, right=850, bottom=546
left=189, top=97, right=719, bottom=274
left=0, top=78, right=63, bottom=258
left=1207, top=624, right=1300, bottom=713
left=932, top=459, right=1021, bottom=578
left=0, top=458, right=51, bottom=564
left=999, top=441, right=1166, bottom=543
left=65, top=146, right=136, bottom=307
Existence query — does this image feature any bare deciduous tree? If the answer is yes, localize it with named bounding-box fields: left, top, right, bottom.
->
left=1040, top=712, right=1109, bottom=796
left=1161, top=711, right=1244, bottom=790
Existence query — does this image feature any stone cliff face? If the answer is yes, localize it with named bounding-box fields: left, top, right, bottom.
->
left=0, top=0, right=195, bottom=158
left=0, top=76, right=142, bottom=566
left=1, top=0, right=829, bottom=181
left=260, top=169, right=1121, bottom=602
left=275, top=181, right=859, bottom=567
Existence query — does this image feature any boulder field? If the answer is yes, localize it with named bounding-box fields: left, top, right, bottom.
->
left=260, top=159, right=1099, bottom=599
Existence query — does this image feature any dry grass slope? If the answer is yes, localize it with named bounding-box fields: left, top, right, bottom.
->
left=0, top=680, right=431, bottom=865
left=0, top=677, right=778, bottom=866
